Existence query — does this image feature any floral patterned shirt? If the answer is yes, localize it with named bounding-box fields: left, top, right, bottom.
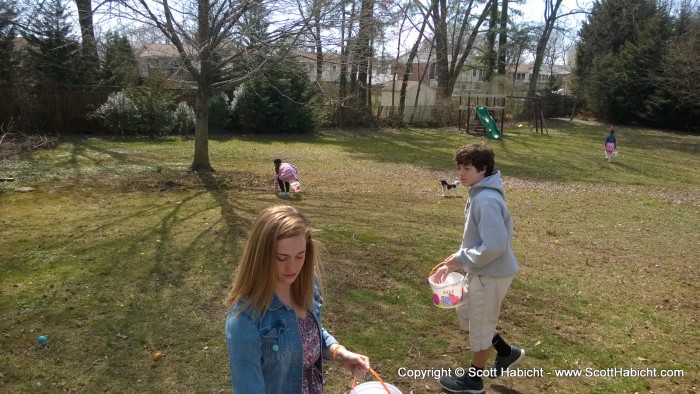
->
left=299, top=311, right=323, bottom=394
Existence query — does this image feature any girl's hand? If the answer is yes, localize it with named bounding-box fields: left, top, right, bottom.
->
left=335, top=346, right=371, bottom=377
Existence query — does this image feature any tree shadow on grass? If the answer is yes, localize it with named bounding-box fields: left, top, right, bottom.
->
left=144, top=169, right=261, bottom=287
left=61, top=137, right=168, bottom=182
left=227, top=128, right=470, bottom=173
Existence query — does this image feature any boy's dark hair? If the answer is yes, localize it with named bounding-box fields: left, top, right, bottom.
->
left=454, top=143, right=495, bottom=176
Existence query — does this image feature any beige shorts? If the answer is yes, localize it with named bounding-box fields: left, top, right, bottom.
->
left=455, top=273, right=515, bottom=352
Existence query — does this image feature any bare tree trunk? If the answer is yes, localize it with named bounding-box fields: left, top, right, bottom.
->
left=313, top=3, right=323, bottom=82
left=74, top=0, right=99, bottom=72
left=497, top=0, right=508, bottom=75
left=191, top=0, right=214, bottom=171
left=339, top=2, right=348, bottom=100
left=368, top=38, right=373, bottom=109
left=193, top=86, right=212, bottom=171
left=349, top=56, right=358, bottom=96
left=432, top=0, right=495, bottom=99
left=339, top=46, right=349, bottom=99
left=353, top=0, right=374, bottom=111
left=409, top=44, right=434, bottom=123
left=527, top=0, right=563, bottom=98
left=431, top=0, right=450, bottom=98
left=484, top=1, right=498, bottom=81
left=399, top=6, right=432, bottom=120
left=391, top=3, right=410, bottom=109
left=339, top=0, right=355, bottom=101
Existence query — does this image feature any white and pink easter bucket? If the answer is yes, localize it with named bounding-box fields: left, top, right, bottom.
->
left=350, top=369, right=402, bottom=394
left=428, top=261, right=465, bottom=309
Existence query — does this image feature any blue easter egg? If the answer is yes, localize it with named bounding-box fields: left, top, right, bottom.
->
left=38, top=335, right=48, bottom=343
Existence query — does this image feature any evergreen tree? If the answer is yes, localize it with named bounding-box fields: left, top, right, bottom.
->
left=0, top=1, right=18, bottom=86
left=241, top=2, right=271, bottom=48
left=575, top=0, right=667, bottom=123
left=231, top=57, right=316, bottom=133
left=100, top=32, right=137, bottom=88
left=653, top=6, right=700, bottom=129
left=22, top=0, right=87, bottom=89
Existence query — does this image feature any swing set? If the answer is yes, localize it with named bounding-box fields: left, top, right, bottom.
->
left=457, top=94, right=548, bottom=137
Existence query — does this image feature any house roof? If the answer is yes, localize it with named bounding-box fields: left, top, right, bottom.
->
left=507, top=64, right=533, bottom=73
left=550, top=64, right=571, bottom=75
left=136, top=43, right=188, bottom=58
left=506, top=63, right=571, bottom=75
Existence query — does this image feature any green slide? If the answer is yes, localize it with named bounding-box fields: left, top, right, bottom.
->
left=474, top=106, right=502, bottom=140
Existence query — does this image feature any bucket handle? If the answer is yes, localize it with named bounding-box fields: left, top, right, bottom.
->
left=351, top=368, right=392, bottom=393
left=428, top=260, right=447, bottom=278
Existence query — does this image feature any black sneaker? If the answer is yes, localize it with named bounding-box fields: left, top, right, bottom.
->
left=439, top=374, right=484, bottom=393
left=492, top=346, right=525, bottom=378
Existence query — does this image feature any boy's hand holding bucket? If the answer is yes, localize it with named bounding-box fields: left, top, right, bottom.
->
left=432, top=257, right=460, bottom=283
left=428, top=258, right=465, bottom=309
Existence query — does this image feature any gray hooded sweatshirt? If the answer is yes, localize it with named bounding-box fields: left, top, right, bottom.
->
left=453, top=170, right=520, bottom=277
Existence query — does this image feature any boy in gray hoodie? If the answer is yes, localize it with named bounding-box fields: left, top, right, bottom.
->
left=433, top=143, right=524, bottom=393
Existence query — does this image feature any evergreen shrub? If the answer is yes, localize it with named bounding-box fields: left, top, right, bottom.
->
left=231, top=58, right=316, bottom=133
left=173, top=101, right=195, bottom=135
left=208, top=92, right=232, bottom=131
left=90, top=91, right=140, bottom=134
left=127, top=84, right=175, bottom=136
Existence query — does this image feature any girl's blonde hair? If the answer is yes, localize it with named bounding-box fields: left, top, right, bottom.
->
left=225, top=205, right=318, bottom=317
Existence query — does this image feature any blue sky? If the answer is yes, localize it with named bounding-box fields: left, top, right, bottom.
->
left=517, top=0, right=592, bottom=27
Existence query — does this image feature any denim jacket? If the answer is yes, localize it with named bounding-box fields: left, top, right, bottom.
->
left=225, top=284, right=338, bottom=393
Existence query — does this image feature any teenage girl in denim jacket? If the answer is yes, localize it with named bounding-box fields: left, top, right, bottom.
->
left=225, top=205, right=371, bottom=393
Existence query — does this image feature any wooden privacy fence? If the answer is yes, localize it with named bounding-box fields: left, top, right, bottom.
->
left=0, top=89, right=110, bottom=133
left=46, top=91, right=110, bottom=132
left=0, top=88, right=198, bottom=133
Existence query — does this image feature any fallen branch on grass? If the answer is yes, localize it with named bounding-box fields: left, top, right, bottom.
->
left=0, top=120, right=59, bottom=160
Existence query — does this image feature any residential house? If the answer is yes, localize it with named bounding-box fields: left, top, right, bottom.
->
left=294, top=50, right=394, bottom=85
left=135, top=43, right=196, bottom=87
left=393, top=41, right=437, bottom=86
left=507, top=63, right=571, bottom=89
left=293, top=50, right=343, bottom=83
left=393, top=40, right=571, bottom=95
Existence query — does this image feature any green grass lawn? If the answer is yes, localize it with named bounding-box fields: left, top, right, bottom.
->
left=1, top=120, right=698, bottom=393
